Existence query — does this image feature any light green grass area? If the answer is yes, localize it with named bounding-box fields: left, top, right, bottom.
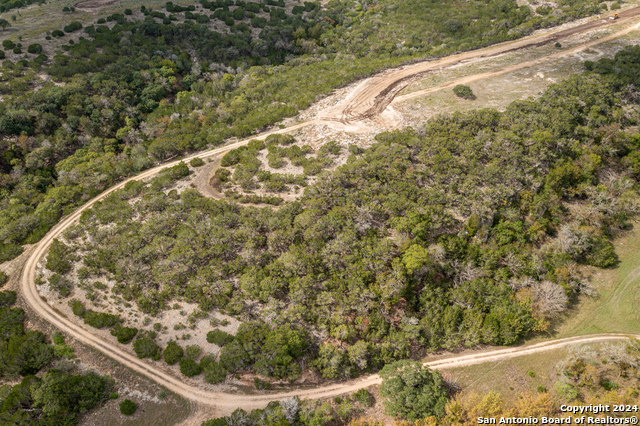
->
left=444, top=340, right=638, bottom=402
left=396, top=23, right=640, bottom=124
left=0, top=0, right=167, bottom=43
left=550, top=224, right=640, bottom=338
left=443, top=347, right=570, bottom=401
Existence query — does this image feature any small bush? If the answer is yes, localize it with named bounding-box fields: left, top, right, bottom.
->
left=221, top=147, right=247, bottom=167
left=46, top=239, right=72, bottom=274
left=203, top=362, right=227, bottom=384
left=186, top=344, right=201, bottom=359
left=180, top=358, right=202, bottom=377
left=163, top=341, right=184, bottom=365
left=133, top=335, right=161, bottom=360
left=528, top=370, right=535, bottom=378
left=52, top=30, right=64, bottom=37
left=537, top=385, right=548, bottom=393
left=119, top=399, right=136, bottom=415
left=116, top=327, right=138, bottom=344
left=189, top=157, right=204, bottom=167
left=84, top=310, right=120, bottom=329
left=601, top=381, right=618, bottom=391
left=353, top=389, right=373, bottom=407
left=0, top=271, right=8, bottom=286
left=453, top=84, right=476, bottom=100
left=63, top=21, right=83, bottom=33
left=536, top=5, right=552, bottom=15
left=124, top=8, right=132, bottom=14
left=109, top=392, right=119, bottom=399
left=27, top=44, right=42, bottom=54
left=68, top=299, right=86, bottom=317
left=206, top=330, right=234, bottom=346
left=0, top=290, right=16, bottom=308
left=52, top=330, right=65, bottom=345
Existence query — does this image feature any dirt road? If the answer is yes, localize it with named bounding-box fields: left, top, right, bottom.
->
left=12, top=7, right=640, bottom=418
left=17, top=134, right=640, bottom=415
left=318, top=7, right=640, bottom=128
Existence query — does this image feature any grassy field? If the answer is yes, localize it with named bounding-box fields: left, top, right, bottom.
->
left=548, top=223, right=640, bottom=338
left=443, top=339, right=640, bottom=403
left=442, top=347, right=570, bottom=401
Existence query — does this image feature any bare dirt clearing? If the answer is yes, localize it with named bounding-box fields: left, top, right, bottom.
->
left=318, top=6, right=640, bottom=131
left=74, top=0, right=121, bottom=10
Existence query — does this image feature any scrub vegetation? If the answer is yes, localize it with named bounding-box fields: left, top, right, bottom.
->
left=43, top=47, right=640, bottom=386
left=0, top=0, right=611, bottom=262
left=0, top=273, right=114, bottom=424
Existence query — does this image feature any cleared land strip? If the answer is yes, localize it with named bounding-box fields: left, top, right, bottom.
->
left=318, top=7, right=640, bottom=125
left=14, top=10, right=640, bottom=414
left=393, top=20, right=640, bottom=104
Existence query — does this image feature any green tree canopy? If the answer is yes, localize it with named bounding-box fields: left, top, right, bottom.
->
left=379, top=360, right=448, bottom=421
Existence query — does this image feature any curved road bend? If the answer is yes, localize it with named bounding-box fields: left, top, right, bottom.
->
left=14, top=8, right=640, bottom=414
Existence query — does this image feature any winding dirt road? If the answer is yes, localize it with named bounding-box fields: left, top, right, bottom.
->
left=319, top=6, right=640, bottom=127
left=12, top=7, right=640, bottom=417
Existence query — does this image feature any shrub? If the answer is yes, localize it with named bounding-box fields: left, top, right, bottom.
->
left=68, top=299, right=86, bottom=317
left=119, top=399, right=136, bottom=415
left=52, top=30, right=64, bottom=37
left=203, top=362, right=227, bottom=384
left=52, top=330, right=65, bottom=345
left=116, top=327, right=138, bottom=344
left=13, top=47, right=21, bottom=54
left=353, top=389, right=373, bottom=407
left=124, top=8, right=132, bottom=14
left=453, top=84, right=476, bottom=100
left=554, top=381, right=578, bottom=400
left=84, top=311, right=120, bottom=329
left=186, top=344, right=201, bottom=359
left=221, top=146, right=247, bottom=166
left=537, top=385, right=548, bottom=393
left=180, top=358, right=202, bottom=377
left=63, top=21, right=82, bottom=33
left=163, top=341, right=184, bottom=365
left=528, top=370, right=535, bottom=378
left=48, top=274, right=72, bottom=297
left=0, top=51, right=4, bottom=60
left=536, top=5, right=552, bottom=15
left=206, top=330, right=234, bottom=346
left=46, top=239, right=72, bottom=274
left=133, top=335, right=161, bottom=360
left=379, top=360, right=448, bottom=421
left=225, top=17, right=235, bottom=26
left=0, top=271, right=7, bottom=287
left=0, top=290, right=16, bottom=307
left=27, top=44, right=42, bottom=54
left=2, top=39, right=15, bottom=49
left=189, top=157, right=204, bottom=167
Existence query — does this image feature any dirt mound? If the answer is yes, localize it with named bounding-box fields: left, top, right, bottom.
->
left=74, top=0, right=120, bottom=10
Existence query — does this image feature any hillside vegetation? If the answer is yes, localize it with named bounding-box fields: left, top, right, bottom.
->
left=0, top=0, right=612, bottom=261
left=0, top=277, right=114, bottom=424
left=44, top=44, right=640, bottom=385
